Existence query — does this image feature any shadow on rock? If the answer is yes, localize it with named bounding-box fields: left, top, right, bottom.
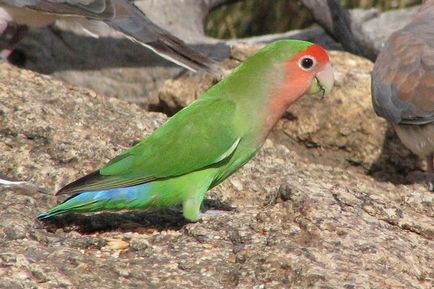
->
left=368, top=126, right=425, bottom=185
left=39, top=209, right=189, bottom=234
left=38, top=198, right=234, bottom=234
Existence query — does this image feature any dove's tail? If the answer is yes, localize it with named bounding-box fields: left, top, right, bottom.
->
left=107, top=0, right=218, bottom=72
left=0, top=174, right=26, bottom=187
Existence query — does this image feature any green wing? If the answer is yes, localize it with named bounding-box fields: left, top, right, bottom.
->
left=59, top=97, right=240, bottom=194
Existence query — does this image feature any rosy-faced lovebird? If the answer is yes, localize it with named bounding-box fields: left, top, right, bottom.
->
left=371, top=0, right=434, bottom=190
left=37, top=40, right=334, bottom=221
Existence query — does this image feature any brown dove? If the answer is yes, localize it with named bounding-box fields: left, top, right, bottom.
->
left=371, top=0, right=434, bottom=190
left=0, top=0, right=216, bottom=71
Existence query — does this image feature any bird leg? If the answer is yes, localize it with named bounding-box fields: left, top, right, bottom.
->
left=0, top=24, right=28, bottom=61
left=426, top=154, right=434, bottom=191
left=0, top=20, right=9, bottom=59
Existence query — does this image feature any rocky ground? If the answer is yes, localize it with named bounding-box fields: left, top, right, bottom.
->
left=0, top=46, right=433, bottom=289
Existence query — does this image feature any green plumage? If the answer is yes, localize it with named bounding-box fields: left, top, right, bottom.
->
left=38, top=40, right=315, bottom=221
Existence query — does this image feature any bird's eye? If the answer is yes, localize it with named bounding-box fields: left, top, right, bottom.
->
left=298, top=56, right=316, bottom=71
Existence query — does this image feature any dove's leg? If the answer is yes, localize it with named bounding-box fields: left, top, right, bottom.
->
left=0, top=24, right=28, bottom=61
left=0, top=20, right=9, bottom=59
left=0, top=20, right=7, bottom=35
left=426, top=154, right=434, bottom=191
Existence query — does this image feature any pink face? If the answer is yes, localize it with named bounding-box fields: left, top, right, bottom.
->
left=269, top=44, right=334, bottom=113
left=282, top=44, right=333, bottom=100
left=262, top=44, right=334, bottom=140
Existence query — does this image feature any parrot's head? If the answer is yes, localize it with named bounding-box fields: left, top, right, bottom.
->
left=209, top=40, right=334, bottom=128
left=294, top=44, right=334, bottom=98
left=269, top=40, right=334, bottom=102
left=224, top=40, right=334, bottom=119
left=230, top=40, right=335, bottom=136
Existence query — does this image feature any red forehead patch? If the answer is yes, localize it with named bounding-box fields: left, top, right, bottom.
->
left=297, top=44, right=329, bottom=66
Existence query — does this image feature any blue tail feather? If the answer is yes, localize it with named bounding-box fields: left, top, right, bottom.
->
left=37, top=183, right=152, bottom=219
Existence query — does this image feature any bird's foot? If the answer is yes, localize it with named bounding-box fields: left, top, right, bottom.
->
left=426, top=155, right=434, bottom=192
left=0, top=48, right=26, bottom=66
left=426, top=177, right=434, bottom=192
left=0, top=24, right=28, bottom=65
left=198, top=209, right=231, bottom=220
left=0, top=48, right=13, bottom=62
left=202, top=198, right=235, bottom=212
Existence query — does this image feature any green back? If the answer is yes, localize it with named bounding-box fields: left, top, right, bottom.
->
left=101, top=97, right=239, bottom=180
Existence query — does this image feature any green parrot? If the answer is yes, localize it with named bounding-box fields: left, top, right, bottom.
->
left=38, top=40, right=334, bottom=221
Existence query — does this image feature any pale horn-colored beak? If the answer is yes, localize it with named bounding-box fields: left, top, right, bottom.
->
left=307, top=63, right=334, bottom=98
left=316, top=63, right=334, bottom=98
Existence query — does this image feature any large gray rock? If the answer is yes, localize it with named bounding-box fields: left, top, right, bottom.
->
left=360, top=6, right=419, bottom=52
left=0, top=50, right=432, bottom=288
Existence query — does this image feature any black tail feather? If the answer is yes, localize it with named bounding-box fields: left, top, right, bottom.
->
left=56, top=170, right=103, bottom=195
